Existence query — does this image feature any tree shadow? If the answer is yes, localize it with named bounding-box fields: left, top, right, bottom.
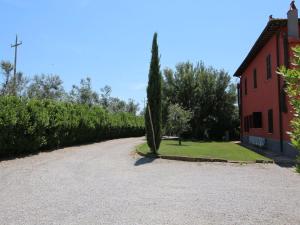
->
left=134, top=153, right=158, bottom=166
left=165, top=143, right=190, bottom=147
left=236, top=142, right=297, bottom=168
left=0, top=141, right=98, bottom=163
left=0, top=152, right=39, bottom=163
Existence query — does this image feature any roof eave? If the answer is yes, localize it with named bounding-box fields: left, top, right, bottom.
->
left=234, top=19, right=288, bottom=77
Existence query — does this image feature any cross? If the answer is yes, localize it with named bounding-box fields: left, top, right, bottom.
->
left=11, top=35, right=22, bottom=85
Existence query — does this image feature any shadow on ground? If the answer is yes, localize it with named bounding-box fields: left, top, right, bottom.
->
left=135, top=153, right=158, bottom=166
left=0, top=139, right=124, bottom=163
left=165, top=143, right=190, bottom=147
left=237, top=142, right=297, bottom=168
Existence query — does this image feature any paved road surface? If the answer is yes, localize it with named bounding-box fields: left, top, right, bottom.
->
left=0, top=137, right=299, bottom=225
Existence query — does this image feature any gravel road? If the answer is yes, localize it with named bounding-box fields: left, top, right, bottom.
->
left=0, top=137, right=299, bottom=225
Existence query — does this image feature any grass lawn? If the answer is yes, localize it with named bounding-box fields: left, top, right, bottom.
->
left=137, top=140, right=271, bottom=162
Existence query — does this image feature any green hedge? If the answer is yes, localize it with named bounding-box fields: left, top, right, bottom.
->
left=0, top=96, right=145, bottom=157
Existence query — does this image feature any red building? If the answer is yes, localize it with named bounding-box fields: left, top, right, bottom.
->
left=234, top=2, right=300, bottom=157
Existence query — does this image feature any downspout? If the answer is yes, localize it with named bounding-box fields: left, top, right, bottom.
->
left=239, top=77, right=243, bottom=142
left=276, top=32, right=284, bottom=153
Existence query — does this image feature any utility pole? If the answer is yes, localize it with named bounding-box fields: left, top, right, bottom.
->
left=11, top=35, right=22, bottom=94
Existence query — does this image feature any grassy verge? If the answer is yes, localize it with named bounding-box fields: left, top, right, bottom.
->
left=137, top=140, right=271, bottom=162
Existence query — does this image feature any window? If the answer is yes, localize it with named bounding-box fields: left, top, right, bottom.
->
left=268, top=109, right=274, bottom=133
left=245, top=78, right=248, bottom=95
left=253, top=69, right=257, bottom=88
left=266, top=54, right=272, bottom=79
left=253, top=112, right=262, bottom=128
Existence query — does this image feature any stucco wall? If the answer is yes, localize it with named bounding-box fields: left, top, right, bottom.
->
left=240, top=26, right=300, bottom=144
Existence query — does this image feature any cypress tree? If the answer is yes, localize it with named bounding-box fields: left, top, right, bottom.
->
left=145, top=33, right=162, bottom=154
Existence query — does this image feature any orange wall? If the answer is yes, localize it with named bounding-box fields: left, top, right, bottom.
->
left=240, top=27, right=299, bottom=142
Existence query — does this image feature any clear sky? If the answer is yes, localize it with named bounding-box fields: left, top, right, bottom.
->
left=0, top=0, right=294, bottom=106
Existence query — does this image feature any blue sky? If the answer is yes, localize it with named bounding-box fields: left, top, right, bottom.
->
left=0, top=0, right=293, bottom=106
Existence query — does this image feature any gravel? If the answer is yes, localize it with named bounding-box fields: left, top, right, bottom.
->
left=0, top=137, right=299, bottom=225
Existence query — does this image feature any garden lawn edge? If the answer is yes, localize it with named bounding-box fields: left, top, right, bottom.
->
left=135, top=149, right=274, bottom=164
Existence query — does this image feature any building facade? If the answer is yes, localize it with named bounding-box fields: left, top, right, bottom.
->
left=234, top=3, right=300, bottom=157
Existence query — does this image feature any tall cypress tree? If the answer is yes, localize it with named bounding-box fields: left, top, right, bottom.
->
left=145, top=33, right=162, bottom=154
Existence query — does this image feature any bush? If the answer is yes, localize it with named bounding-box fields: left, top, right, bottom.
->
left=278, top=46, right=300, bottom=172
left=296, top=157, right=300, bottom=173
left=0, top=96, right=145, bottom=157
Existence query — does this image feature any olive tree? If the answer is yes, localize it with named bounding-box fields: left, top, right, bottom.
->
left=166, top=104, right=192, bottom=145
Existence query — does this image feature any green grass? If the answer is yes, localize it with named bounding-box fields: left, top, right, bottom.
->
left=137, top=140, right=271, bottom=162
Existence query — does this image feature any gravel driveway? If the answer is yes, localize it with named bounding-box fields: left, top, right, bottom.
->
left=0, top=137, right=299, bottom=225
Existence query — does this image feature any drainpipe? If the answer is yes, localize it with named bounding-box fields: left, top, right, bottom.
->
left=276, top=32, right=284, bottom=153
left=239, top=77, right=243, bottom=142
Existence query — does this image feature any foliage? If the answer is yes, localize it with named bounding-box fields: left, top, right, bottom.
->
left=69, top=77, right=99, bottom=105
left=107, top=97, right=126, bottom=113
left=27, top=74, right=65, bottom=100
left=166, top=104, right=192, bottom=145
left=0, top=61, right=141, bottom=115
left=126, top=98, right=139, bottom=115
left=137, top=140, right=271, bottom=162
left=278, top=46, right=300, bottom=171
left=100, top=85, right=112, bottom=108
left=0, top=61, right=28, bottom=96
left=162, top=62, right=239, bottom=140
left=145, top=33, right=162, bottom=153
left=98, top=86, right=139, bottom=115
left=0, top=96, right=145, bottom=157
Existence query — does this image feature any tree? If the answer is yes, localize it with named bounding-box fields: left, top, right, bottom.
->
left=166, top=104, right=192, bottom=145
left=69, top=77, right=99, bottom=106
left=99, top=85, right=139, bottom=114
left=162, top=62, right=239, bottom=140
left=278, top=46, right=300, bottom=172
left=145, top=33, right=162, bottom=154
left=108, top=97, right=126, bottom=113
left=0, top=61, right=13, bottom=95
left=0, top=61, right=28, bottom=96
left=12, top=72, right=28, bottom=96
left=100, top=85, right=112, bottom=108
left=27, top=74, right=65, bottom=100
left=126, top=98, right=139, bottom=115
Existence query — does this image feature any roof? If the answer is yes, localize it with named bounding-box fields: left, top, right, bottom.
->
left=234, top=19, right=291, bottom=77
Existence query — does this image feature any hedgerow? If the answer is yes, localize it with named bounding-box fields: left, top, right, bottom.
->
left=0, top=96, right=145, bottom=157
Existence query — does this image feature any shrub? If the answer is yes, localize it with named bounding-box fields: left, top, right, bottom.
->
left=297, top=159, right=300, bottom=173
left=0, top=96, right=145, bottom=157
left=278, top=46, right=300, bottom=172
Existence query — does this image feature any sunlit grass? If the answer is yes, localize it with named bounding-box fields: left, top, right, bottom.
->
left=137, top=140, right=271, bottom=162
